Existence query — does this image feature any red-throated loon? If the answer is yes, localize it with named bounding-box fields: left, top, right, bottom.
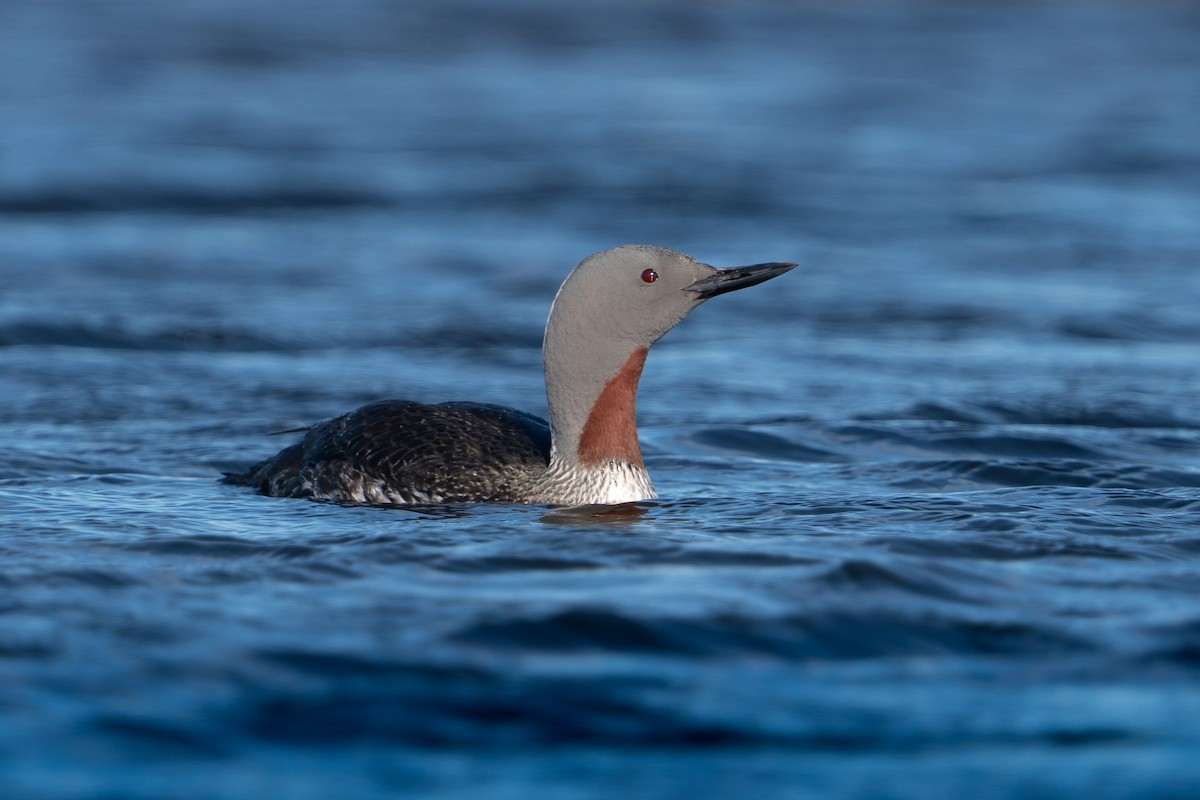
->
left=224, top=245, right=795, bottom=506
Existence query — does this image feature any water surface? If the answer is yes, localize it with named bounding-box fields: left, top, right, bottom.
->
left=2, top=1, right=1200, bottom=797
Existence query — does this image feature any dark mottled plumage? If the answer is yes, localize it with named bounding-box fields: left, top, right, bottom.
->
left=224, top=400, right=551, bottom=504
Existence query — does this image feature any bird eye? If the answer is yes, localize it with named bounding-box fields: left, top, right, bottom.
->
left=641, top=268, right=658, bottom=283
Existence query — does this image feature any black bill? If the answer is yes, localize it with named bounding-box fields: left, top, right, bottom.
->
left=684, top=261, right=798, bottom=299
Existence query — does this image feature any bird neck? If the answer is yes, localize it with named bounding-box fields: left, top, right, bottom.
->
left=575, top=346, right=647, bottom=468
left=543, top=335, right=649, bottom=471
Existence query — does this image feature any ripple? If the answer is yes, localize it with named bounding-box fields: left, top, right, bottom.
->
left=852, top=458, right=1200, bottom=491
left=687, top=427, right=846, bottom=462
left=124, top=535, right=319, bottom=559
left=90, top=715, right=229, bottom=758
left=243, top=649, right=760, bottom=745
left=870, top=399, right=1200, bottom=429
left=0, top=320, right=292, bottom=352
left=452, top=607, right=1085, bottom=660
left=811, top=558, right=989, bottom=603
left=0, top=185, right=388, bottom=216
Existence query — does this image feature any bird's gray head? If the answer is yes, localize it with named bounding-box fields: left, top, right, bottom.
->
left=541, top=245, right=796, bottom=471
left=546, top=244, right=796, bottom=350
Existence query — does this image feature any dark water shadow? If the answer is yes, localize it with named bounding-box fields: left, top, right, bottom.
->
left=540, top=502, right=652, bottom=527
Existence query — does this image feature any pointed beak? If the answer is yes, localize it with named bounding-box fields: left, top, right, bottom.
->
left=684, top=261, right=798, bottom=299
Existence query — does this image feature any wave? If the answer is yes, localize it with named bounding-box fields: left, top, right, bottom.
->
left=868, top=459, right=1200, bottom=491
left=859, top=399, right=1200, bottom=430
left=0, top=319, right=540, bottom=353
left=0, top=185, right=389, bottom=216
left=0, top=320, right=292, bottom=352
left=451, top=605, right=1085, bottom=660
left=687, top=426, right=846, bottom=462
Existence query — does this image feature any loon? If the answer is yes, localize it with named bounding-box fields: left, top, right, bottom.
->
left=224, top=245, right=795, bottom=506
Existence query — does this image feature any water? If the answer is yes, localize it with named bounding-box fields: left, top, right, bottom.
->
left=2, top=1, right=1200, bottom=797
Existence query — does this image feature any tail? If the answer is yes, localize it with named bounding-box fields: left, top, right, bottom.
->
left=221, top=469, right=255, bottom=486
left=221, top=430, right=308, bottom=488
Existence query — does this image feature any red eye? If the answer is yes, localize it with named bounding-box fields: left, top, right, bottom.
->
left=641, top=268, right=658, bottom=283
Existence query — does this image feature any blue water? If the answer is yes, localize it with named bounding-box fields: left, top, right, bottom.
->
left=3, top=1, right=1200, bottom=797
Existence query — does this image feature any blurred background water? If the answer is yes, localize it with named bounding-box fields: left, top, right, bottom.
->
left=2, top=1, right=1200, bottom=798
